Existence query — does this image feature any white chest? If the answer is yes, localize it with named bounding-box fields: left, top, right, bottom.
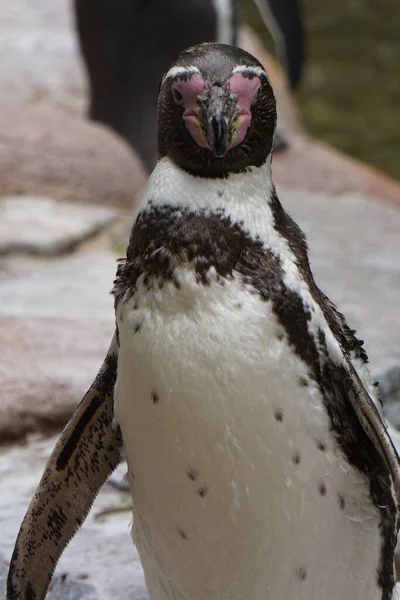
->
left=114, top=268, right=383, bottom=600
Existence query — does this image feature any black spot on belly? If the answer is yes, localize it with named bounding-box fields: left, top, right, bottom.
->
left=217, top=190, right=223, bottom=197
left=317, top=441, right=326, bottom=452
left=151, top=392, right=159, bottom=404
left=318, top=483, right=327, bottom=496
left=292, top=452, right=301, bottom=465
left=198, top=486, right=208, bottom=497
left=178, top=528, right=188, bottom=540
left=276, top=333, right=284, bottom=341
left=299, top=377, right=308, bottom=387
left=134, top=322, right=142, bottom=333
left=274, top=409, right=284, bottom=422
left=296, top=567, right=307, bottom=581
left=187, top=468, right=199, bottom=482
left=338, top=494, right=345, bottom=510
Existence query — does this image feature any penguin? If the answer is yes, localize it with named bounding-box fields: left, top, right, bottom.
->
left=7, top=43, right=400, bottom=600
left=74, top=0, right=303, bottom=171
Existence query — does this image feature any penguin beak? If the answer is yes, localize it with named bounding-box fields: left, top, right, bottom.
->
left=198, top=85, right=238, bottom=158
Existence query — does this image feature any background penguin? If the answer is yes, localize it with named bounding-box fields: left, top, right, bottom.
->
left=74, top=0, right=304, bottom=172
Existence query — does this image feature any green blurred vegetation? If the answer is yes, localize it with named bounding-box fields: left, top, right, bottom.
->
left=241, top=0, right=400, bottom=181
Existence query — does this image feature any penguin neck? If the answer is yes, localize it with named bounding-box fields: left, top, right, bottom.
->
left=142, top=156, right=275, bottom=237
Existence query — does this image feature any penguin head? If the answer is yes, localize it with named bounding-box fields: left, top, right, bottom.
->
left=157, top=43, right=277, bottom=178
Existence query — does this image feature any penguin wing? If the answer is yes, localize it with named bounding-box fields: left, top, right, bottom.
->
left=315, top=288, right=400, bottom=503
left=342, top=355, right=400, bottom=505
left=7, top=333, right=122, bottom=600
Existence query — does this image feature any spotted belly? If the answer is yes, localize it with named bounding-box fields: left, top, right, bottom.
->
left=114, top=269, right=383, bottom=600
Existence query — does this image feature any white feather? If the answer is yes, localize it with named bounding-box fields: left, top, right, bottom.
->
left=114, top=158, right=390, bottom=599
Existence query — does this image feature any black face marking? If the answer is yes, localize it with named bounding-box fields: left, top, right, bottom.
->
left=178, top=528, right=188, bottom=540
left=158, top=44, right=276, bottom=179
left=292, top=452, right=301, bottom=465
left=187, top=468, right=198, bottom=482
left=296, top=567, right=307, bottom=581
left=198, top=486, right=208, bottom=498
left=338, top=494, right=345, bottom=510
left=318, top=483, right=327, bottom=497
left=274, top=409, right=284, bottom=422
left=152, top=392, right=160, bottom=404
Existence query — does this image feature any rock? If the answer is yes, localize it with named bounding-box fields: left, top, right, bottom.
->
left=0, top=315, right=112, bottom=443
left=273, top=137, right=400, bottom=208
left=48, top=575, right=101, bottom=600
left=0, top=107, right=147, bottom=210
left=0, top=557, right=7, bottom=598
left=378, top=366, right=400, bottom=429
left=0, top=0, right=83, bottom=114
left=280, top=188, right=400, bottom=375
left=0, top=436, right=146, bottom=600
left=0, top=196, right=119, bottom=256
left=0, top=252, right=116, bottom=443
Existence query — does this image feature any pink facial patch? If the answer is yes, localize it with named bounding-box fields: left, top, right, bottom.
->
left=228, top=73, right=261, bottom=148
left=171, top=74, right=210, bottom=148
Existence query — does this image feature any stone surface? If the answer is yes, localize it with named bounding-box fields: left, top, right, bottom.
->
left=0, top=437, right=145, bottom=600
left=378, top=366, right=400, bottom=429
left=0, top=558, right=7, bottom=598
left=0, top=196, right=119, bottom=256
left=0, top=252, right=116, bottom=443
left=47, top=576, right=101, bottom=600
left=273, top=137, right=400, bottom=207
left=0, top=0, right=83, bottom=114
left=281, top=187, right=400, bottom=374
left=0, top=108, right=147, bottom=210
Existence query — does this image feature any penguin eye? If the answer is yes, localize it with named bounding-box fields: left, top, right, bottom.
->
left=172, top=88, right=183, bottom=104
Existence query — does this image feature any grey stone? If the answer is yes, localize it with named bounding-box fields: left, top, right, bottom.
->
left=0, top=251, right=116, bottom=320
left=0, top=0, right=83, bottom=114
left=378, top=366, right=400, bottom=429
left=0, top=437, right=146, bottom=600
left=0, top=196, right=119, bottom=256
left=0, top=558, right=8, bottom=599
left=280, top=188, right=400, bottom=375
left=0, top=252, right=116, bottom=442
left=0, top=108, right=147, bottom=210
left=48, top=575, right=100, bottom=600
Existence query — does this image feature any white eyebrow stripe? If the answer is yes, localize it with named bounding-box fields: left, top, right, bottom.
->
left=162, top=66, right=201, bottom=85
left=232, top=65, right=269, bottom=80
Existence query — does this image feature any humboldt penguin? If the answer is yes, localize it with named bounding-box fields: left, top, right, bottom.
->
left=8, top=43, right=399, bottom=600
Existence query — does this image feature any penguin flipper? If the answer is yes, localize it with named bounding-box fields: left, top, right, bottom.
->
left=343, top=356, right=400, bottom=505
left=7, top=333, right=122, bottom=600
